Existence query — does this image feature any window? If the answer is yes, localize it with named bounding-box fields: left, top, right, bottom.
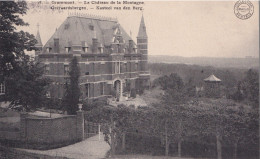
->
left=120, top=62, right=123, bottom=73
left=124, top=62, right=127, bottom=72
left=0, top=83, right=5, bottom=95
left=45, top=65, right=50, bottom=74
left=135, top=63, right=138, bottom=71
left=64, top=65, right=69, bottom=75
left=85, top=84, right=90, bottom=98
left=100, top=82, right=105, bottom=95
left=85, top=72, right=89, bottom=75
left=115, top=62, right=120, bottom=74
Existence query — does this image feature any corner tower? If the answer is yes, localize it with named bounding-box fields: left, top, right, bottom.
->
left=137, top=14, right=148, bottom=55
left=137, top=15, right=150, bottom=90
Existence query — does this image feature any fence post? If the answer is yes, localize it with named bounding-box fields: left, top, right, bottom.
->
left=76, top=110, right=84, bottom=141
left=98, top=124, right=101, bottom=141
left=20, top=112, right=28, bottom=140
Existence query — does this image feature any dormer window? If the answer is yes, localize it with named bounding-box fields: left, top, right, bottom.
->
left=65, top=47, right=71, bottom=53
left=89, top=24, right=94, bottom=30
left=133, top=48, right=137, bottom=53
left=133, top=45, right=137, bottom=53
left=82, top=47, right=88, bottom=53
left=46, top=47, right=52, bottom=53
left=117, top=28, right=122, bottom=35
left=99, top=47, right=103, bottom=53
left=98, top=44, right=104, bottom=53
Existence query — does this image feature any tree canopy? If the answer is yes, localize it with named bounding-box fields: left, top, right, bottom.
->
left=1, top=1, right=50, bottom=111
left=5, top=56, right=50, bottom=111
left=0, top=1, right=36, bottom=76
left=62, top=57, right=81, bottom=115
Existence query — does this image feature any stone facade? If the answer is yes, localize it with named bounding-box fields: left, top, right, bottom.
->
left=36, top=14, right=150, bottom=101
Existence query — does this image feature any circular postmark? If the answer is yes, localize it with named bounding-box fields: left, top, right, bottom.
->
left=234, top=0, right=254, bottom=20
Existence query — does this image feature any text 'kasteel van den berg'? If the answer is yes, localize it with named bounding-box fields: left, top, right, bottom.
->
left=84, top=1, right=144, bottom=5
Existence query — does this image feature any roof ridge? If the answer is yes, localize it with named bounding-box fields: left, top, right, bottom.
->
left=68, top=12, right=117, bottom=22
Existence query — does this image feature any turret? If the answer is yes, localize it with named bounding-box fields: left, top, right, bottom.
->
left=137, top=14, right=150, bottom=91
left=137, top=15, right=148, bottom=72
left=137, top=14, right=148, bottom=54
left=35, top=23, right=43, bottom=57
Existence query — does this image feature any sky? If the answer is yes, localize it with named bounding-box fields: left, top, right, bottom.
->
left=21, top=1, right=259, bottom=58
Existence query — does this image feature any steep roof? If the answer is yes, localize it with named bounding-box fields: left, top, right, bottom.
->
left=204, top=74, right=221, bottom=82
left=43, top=16, right=134, bottom=53
left=137, top=15, right=147, bottom=38
left=35, top=30, right=43, bottom=47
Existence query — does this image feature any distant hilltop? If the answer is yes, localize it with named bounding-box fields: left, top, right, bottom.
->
left=148, top=55, right=259, bottom=69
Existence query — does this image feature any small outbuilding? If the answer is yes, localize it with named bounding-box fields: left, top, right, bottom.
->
left=204, top=74, right=222, bottom=98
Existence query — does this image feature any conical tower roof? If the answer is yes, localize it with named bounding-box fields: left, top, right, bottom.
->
left=35, top=23, right=43, bottom=47
left=204, top=74, right=221, bottom=82
left=137, top=14, right=147, bottom=38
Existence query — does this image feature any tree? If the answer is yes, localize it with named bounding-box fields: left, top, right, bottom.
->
left=224, top=105, right=251, bottom=159
left=0, top=1, right=36, bottom=76
left=5, top=56, right=50, bottom=111
left=230, top=81, right=244, bottom=102
left=156, top=73, right=190, bottom=156
left=62, top=57, right=81, bottom=115
left=195, top=98, right=257, bottom=159
left=240, top=69, right=259, bottom=106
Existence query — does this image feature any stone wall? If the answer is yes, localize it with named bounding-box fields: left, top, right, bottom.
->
left=20, top=111, right=84, bottom=145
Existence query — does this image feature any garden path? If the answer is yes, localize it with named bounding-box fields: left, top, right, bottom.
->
left=17, top=134, right=110, bottom=159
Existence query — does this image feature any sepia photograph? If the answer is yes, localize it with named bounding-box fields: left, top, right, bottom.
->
left=0, top=0, right=259, bottom=159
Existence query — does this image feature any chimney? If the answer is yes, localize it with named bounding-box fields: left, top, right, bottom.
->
left=92, top=30, right=98, bottom=53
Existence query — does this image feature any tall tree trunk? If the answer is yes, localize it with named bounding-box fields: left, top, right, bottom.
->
left=110, top=116, right=115, bottom=157
left=165, top=120, right=169, bottom=156
left=233, top=141, right=238, bottom=159
left=178, top=140, right=182, bottom=157
left=177, top=120, right=182, bottom=157
left=122, top=132, right=126, bottom=151
left=216, top=133, right=222, bottom=159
